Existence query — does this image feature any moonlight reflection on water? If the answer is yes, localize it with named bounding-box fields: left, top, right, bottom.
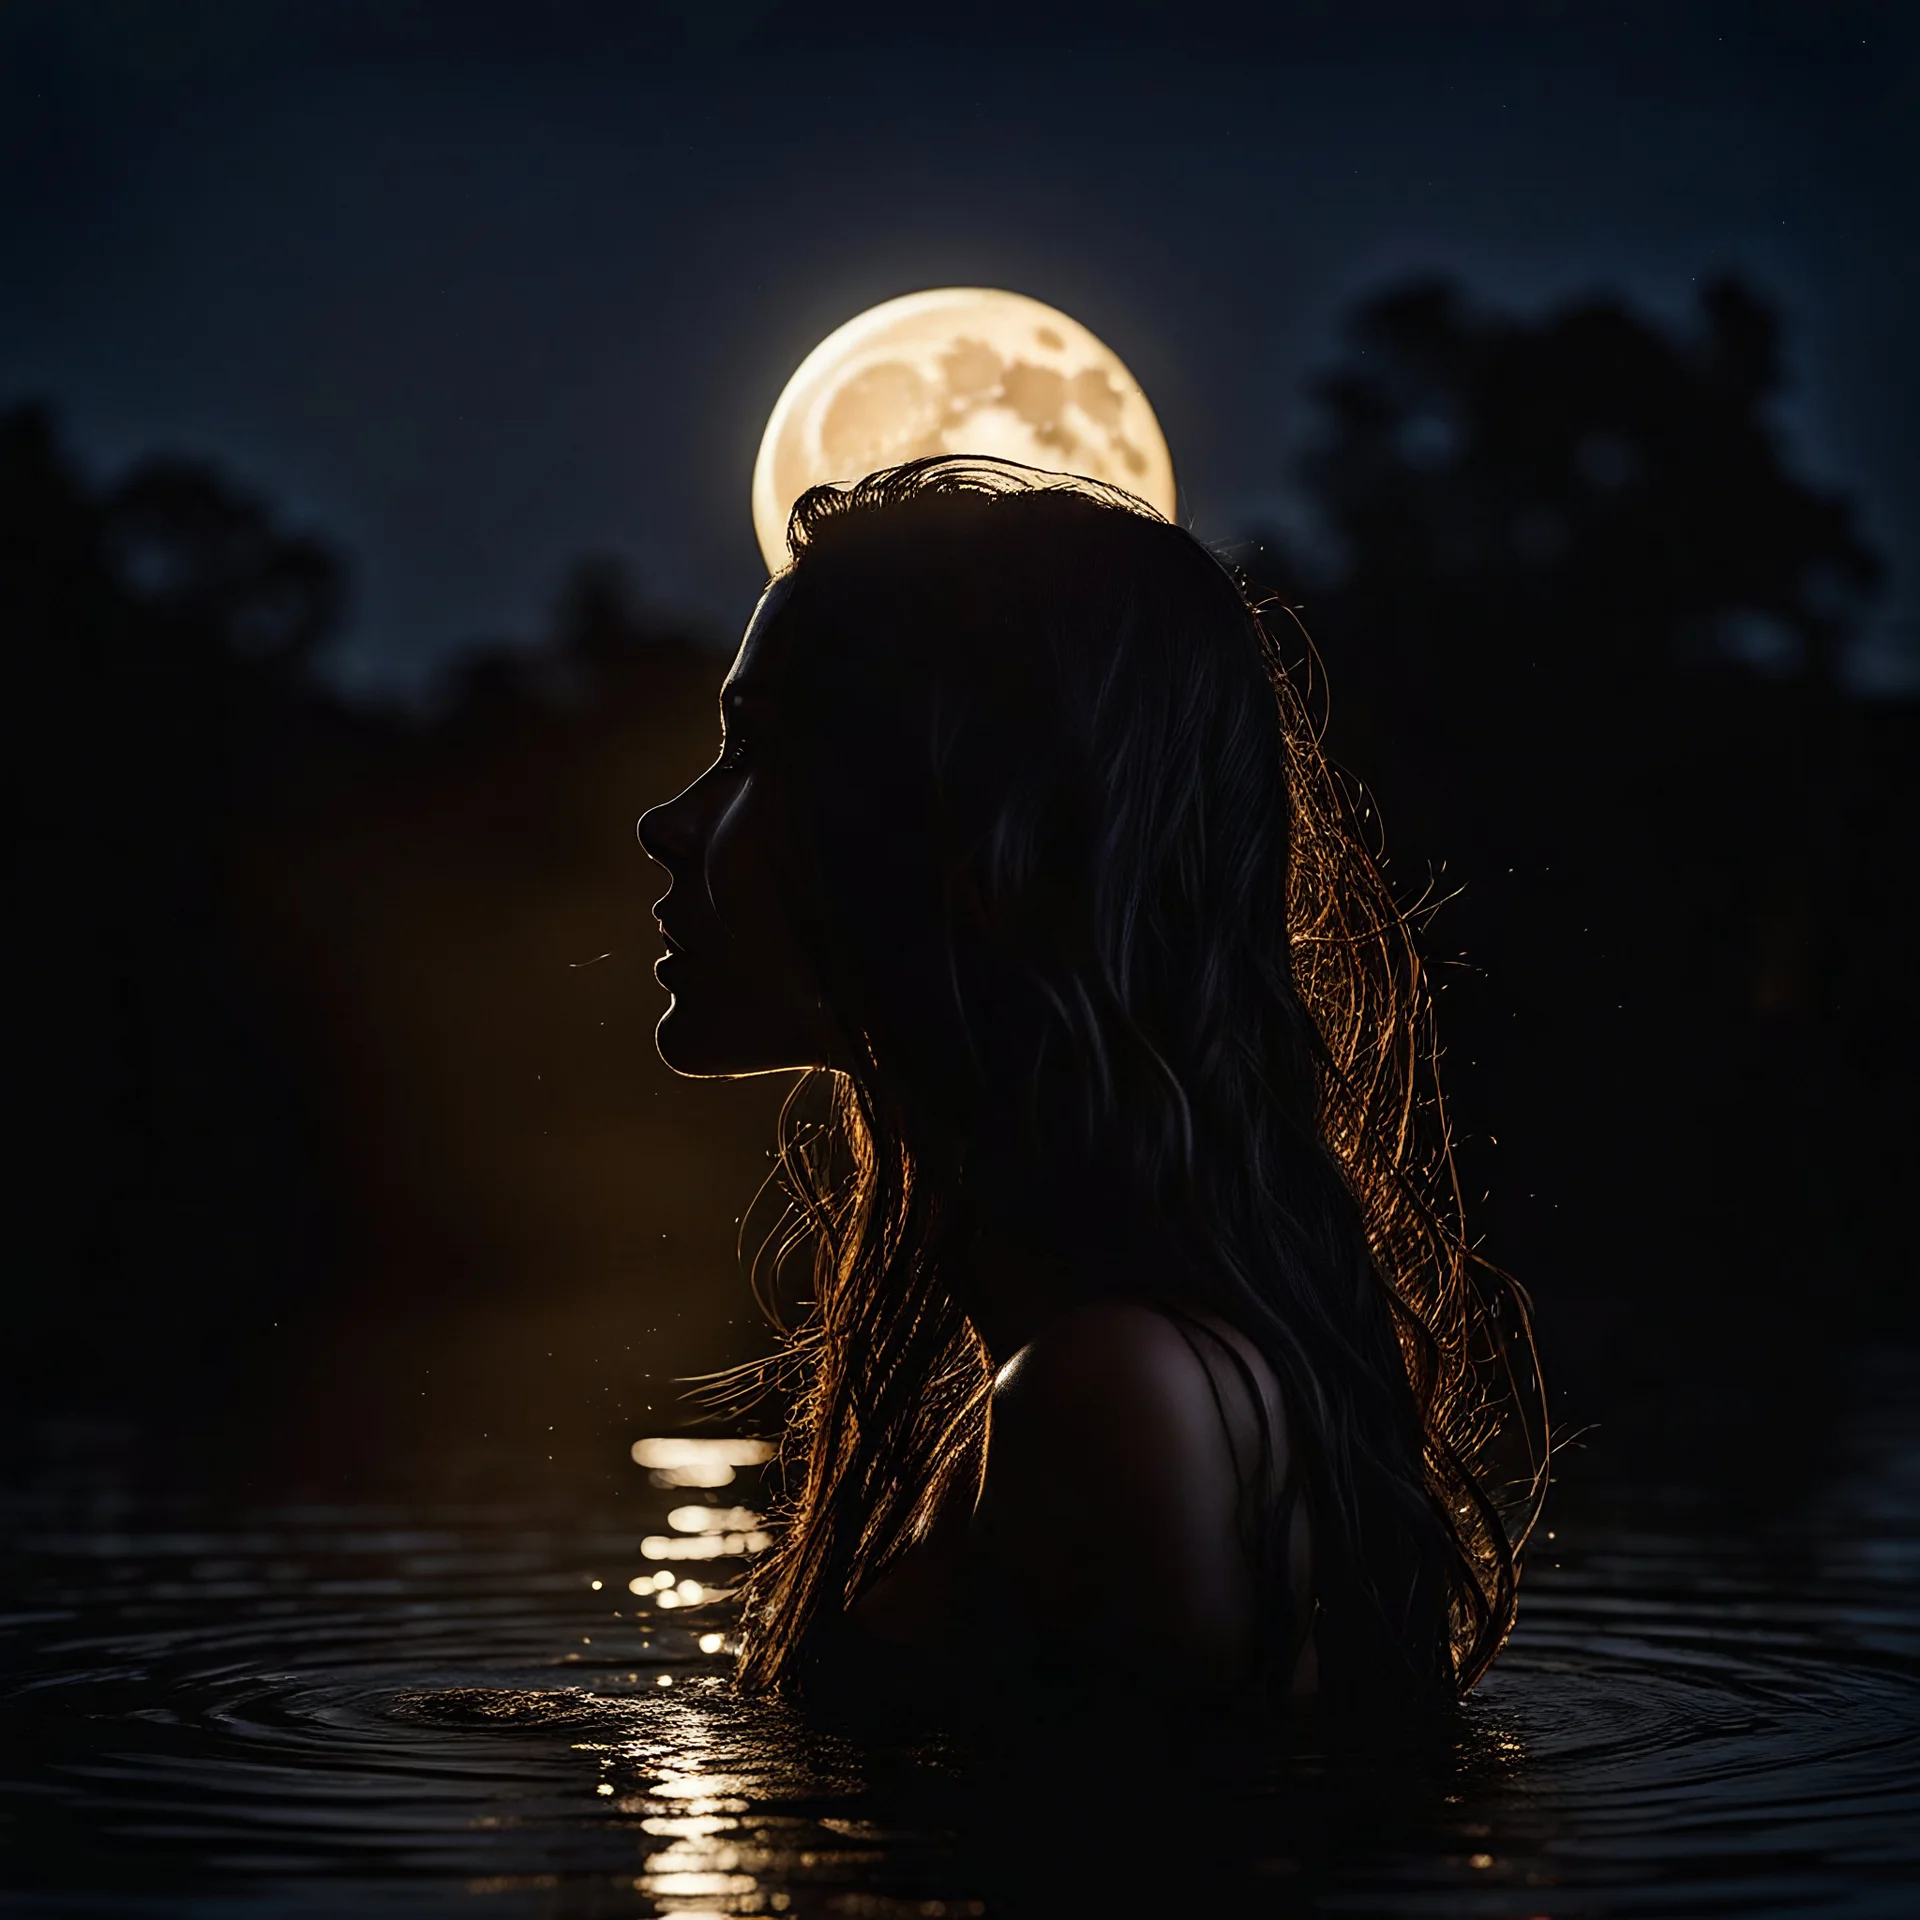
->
left=3, top=1392, right=1919, bottom=1916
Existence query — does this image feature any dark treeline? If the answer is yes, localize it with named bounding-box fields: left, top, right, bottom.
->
left=2, top=274, right=1913, bottom=1493
left=1, top=406, right=774, bottom=1480
left=1244, top=275, right=1917, bottom=1487
left=4, top=405, right=345, bottom=1441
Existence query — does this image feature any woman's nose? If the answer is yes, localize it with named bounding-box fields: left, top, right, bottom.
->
left=636, top=799, right=684, bottom=868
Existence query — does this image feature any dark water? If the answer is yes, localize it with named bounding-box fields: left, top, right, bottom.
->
left=4, top=1369, right=1918, bottom=1918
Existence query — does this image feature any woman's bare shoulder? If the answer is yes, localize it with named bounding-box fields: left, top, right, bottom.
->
left=969, top=1299, right=1284, bottom=1677
left=993, top=1298, right=1232, bottom=1423
left=981, top=1302, right=1275, bottom=1582
left=990, top=1298, right=1282, bottom=1469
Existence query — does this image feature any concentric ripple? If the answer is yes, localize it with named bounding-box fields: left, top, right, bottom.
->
left=3, top=1419, right=1918, bottom=1917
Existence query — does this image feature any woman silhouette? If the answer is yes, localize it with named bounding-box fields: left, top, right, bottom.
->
left=638, top=457, right=1544, bottom=1719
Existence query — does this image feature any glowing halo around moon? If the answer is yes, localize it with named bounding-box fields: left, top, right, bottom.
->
left=751, top=287, right=1176, bottom=573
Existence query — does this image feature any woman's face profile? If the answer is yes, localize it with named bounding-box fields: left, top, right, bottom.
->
left=637, top=580, right=833, bottom=1078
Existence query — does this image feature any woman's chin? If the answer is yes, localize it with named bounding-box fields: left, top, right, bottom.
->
left=653, top=999, right=731, bottom=1078
left=653, top=998, right=811, bottom=1080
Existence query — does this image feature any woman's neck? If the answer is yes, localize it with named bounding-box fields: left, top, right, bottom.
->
left=950, top=1226, right=1083, bottom=1367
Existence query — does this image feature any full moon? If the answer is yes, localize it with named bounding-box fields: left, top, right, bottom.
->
left=752, top=288, right=1176, bottom=572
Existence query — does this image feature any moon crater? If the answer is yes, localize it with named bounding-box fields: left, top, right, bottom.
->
left=754, top=288, right=1175, bottom=571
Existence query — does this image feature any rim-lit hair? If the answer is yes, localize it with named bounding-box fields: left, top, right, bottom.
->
left=718, top=456, right=1546, bottom=1710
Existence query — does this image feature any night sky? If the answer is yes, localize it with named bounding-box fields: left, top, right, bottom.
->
left=4, top=0, right=1914, bottom=696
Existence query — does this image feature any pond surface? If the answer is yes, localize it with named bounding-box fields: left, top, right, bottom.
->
left=4, top=1367, right=1918, bottom=1918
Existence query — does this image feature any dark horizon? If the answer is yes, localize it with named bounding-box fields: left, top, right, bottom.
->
left=5, top=249, right=1910, bottom=1480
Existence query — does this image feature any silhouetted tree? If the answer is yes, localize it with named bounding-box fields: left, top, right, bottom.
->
left=1246, top=277, right=1915, bottom=1463
left=1, top=405, right=749, bottom=1475
left=2, top=403, right=346, bottom=1435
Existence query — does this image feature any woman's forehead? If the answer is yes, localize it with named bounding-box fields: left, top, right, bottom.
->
left=724, top=575, right=797, bottom=700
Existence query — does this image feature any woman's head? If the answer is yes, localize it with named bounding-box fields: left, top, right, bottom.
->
left=643, top=462, right=1312, bottom=1185
left=640, top=457, right=1545, bottom=1710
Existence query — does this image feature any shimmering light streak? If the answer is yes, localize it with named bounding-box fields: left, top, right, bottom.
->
left=668, top=1505, right=762, bottom=1534
left=631, top=1436, right=774, bottom=1489
left=640, top=1530, right=772, bottom=1561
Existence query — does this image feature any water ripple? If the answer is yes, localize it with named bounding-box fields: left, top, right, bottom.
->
left=3, top=1461, right=1918, bottom=1916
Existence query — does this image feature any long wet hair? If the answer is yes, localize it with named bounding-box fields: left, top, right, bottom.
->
left=721, top=456, right=1546, bottom=1711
